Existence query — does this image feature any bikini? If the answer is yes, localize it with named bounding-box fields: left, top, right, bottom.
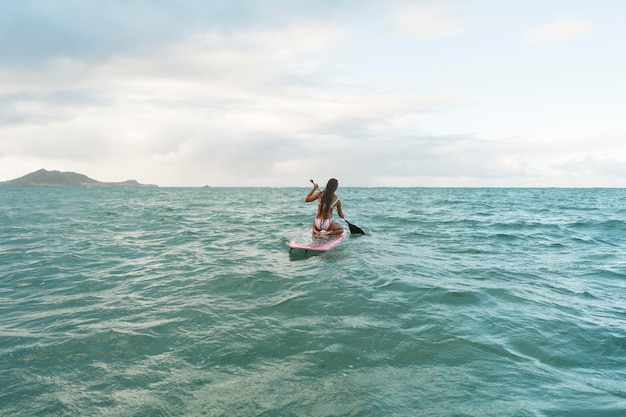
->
left=314, top=195, right=339, bottom=232
left=314, top=218, right=332, bottom=231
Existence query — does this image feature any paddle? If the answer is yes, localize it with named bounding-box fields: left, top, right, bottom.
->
left=309, top=179, right=365, bottom=235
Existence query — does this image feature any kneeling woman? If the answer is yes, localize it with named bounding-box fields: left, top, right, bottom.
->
left=305, top=178, right=345, bottom=235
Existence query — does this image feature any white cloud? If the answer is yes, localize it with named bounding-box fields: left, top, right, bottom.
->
left=390, top=4, right=467, bottom=40
left=2, top=2, right=625, bottom=187
left=0, top=21, right=471, bottom=186
left=521, top=17, right=593, bottom=45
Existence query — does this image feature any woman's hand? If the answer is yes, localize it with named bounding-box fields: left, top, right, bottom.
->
left=305, top=185, right=320, bottom=202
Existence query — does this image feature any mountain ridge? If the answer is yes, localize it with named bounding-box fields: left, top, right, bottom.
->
left=0, top=169, right=157, bottom=187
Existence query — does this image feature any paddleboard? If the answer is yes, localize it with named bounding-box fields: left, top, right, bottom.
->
left=289, top=230, right=347, bottom=252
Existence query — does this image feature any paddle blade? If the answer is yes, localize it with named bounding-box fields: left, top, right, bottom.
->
left=346, top=220, right=365, bottom=235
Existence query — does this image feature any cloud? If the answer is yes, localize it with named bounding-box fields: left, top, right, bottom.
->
left=521, top=17, right=593, bottom=45
left=3, top=2, right=623, bottom=187
left=390, top=4, right=468, bottom=40
left=561, top=155, right=626, bottom=178
left=0, top=17, right=472, bottom=186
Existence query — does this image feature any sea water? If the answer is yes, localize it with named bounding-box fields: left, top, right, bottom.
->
left=1, top=187, right=625, bottom=417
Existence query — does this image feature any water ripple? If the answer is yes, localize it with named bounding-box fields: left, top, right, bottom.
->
left=2, top=187, right=626, bottom=416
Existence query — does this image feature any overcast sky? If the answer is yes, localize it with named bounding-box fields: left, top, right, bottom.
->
left=1, top=0, right=625, bottom=186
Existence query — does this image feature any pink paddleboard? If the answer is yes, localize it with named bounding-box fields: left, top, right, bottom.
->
left=289, top=230, right=347, bottom=252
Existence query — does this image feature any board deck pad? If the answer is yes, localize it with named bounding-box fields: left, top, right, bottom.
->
left=289, top=230, right=347, bottom=252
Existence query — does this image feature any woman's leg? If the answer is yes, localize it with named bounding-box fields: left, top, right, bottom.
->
left=326, top=221, right=344, bottom=235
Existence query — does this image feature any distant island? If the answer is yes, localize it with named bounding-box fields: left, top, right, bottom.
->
left=0, top=169, right=158, bottom=187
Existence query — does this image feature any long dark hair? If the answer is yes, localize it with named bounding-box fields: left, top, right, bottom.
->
left=321, top=178, right=338, bottom=210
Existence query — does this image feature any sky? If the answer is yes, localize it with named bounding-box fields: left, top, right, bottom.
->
left=1, top=0, right=625, bottom=187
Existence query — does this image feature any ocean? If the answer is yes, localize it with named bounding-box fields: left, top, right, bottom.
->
left=1, top=187, right=625, bottom=416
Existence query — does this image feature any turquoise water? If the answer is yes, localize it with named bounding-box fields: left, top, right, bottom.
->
left=1, top=187, right=625, bottom=416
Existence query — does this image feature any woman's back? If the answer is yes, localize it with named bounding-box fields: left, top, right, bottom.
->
left=316, top=192, right=339, bottom=219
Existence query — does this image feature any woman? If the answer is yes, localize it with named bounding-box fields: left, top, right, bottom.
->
left=305, top=178, right=345, bottom=235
